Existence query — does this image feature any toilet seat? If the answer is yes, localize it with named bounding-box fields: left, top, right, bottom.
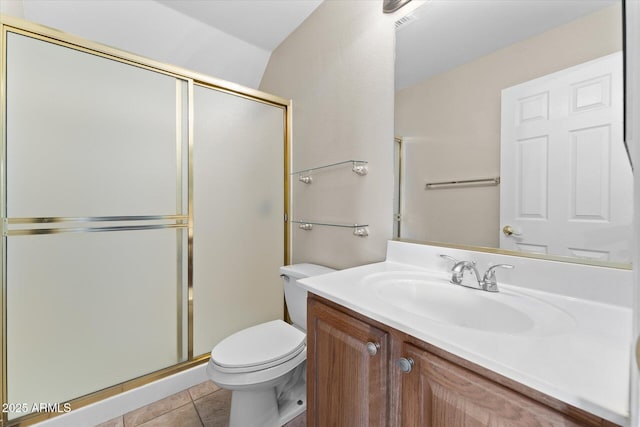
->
left=211, top=320, right=305, bottom=373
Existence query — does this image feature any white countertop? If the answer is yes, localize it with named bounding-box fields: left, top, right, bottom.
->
left=299, top=260, right=631, bottom=426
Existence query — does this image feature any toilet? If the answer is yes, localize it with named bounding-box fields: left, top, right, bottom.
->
left=206, top=263, right=335, bottom=427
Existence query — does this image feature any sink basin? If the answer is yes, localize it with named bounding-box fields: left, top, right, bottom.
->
left=361, top=271, right=575, bottom=336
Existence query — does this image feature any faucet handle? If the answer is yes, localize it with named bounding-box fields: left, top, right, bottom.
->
left=486, top=263, right=514, bottom=272
left=482, top=264, right=514, bottom=292
left=484, top=264, right=514, bottom=279
left=439, top=254, right=459, bottom=268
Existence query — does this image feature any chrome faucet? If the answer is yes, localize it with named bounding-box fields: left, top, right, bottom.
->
left=449, top=258, right=481, bottom=288
left=481, top=263, right=515, bottom=292
left=440, top=254, right=514, bottom=292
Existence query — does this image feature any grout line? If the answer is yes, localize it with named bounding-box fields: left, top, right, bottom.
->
left=188, top=387, right=203, bottom=426
left=135, top=402, right=200, bottom=427
left=125, top=384, right=227, bottom=427
left=192, top=399, right=206, bottom=427
left=125, top=391, right=187, bottom=427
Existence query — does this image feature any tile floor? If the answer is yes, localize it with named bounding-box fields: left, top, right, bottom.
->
left=95, top=381, right=306, bottom=427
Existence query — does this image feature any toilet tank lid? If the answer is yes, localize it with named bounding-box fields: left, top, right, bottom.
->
left=280, top=263, right=335, bottom=279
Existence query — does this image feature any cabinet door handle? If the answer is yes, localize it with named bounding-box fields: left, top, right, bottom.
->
left=366, top=341, right=381, bottom=356
left=397, top=357, right=414, bottom=373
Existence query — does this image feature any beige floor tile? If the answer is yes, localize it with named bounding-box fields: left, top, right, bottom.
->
left=136, top=403, right=203, bottom=427
left=95, top=416, right=124, bottom=427
left=283, top=412, right=306, bottom=427
left=188, top=380, right=221, bottom=401
left=193, top=389, right=231, bottom=427
left=124, top=390, right=192, bottom=427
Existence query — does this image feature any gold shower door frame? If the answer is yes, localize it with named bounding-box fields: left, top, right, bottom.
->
left=0, top=15, right=291, bottom=427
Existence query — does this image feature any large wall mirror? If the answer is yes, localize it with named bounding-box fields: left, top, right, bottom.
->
left=394, top=0, right=631, bottom=267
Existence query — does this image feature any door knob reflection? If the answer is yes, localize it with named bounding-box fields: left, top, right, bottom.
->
left=502, top=225, right=522, bottom=236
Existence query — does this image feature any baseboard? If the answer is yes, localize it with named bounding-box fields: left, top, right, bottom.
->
left=34, top=363, right=209, bottom=427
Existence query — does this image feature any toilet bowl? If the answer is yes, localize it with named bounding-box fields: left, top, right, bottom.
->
left=206, top=263, right=335, bottom=427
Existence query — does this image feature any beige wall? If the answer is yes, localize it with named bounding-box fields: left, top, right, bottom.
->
left=395, top=4, right=622, bottom=248
left=260, top=0, right=395, bottom=269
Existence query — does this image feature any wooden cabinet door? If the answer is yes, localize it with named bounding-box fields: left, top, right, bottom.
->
left=307, top=297, right=389, bottom=427
left=399, top=343, right=601, bottom=427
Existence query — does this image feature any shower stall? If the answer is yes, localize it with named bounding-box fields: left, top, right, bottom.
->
left=0, top=16, right=289, bottom=426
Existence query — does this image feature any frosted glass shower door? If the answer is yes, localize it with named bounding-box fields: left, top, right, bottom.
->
left=6, top=32, right=185, bottom=217
left=193, top=85, right=286, bottom=356
left=4, top=31, right=189, bottom=417
left=6, top=231, right=184, bottom=412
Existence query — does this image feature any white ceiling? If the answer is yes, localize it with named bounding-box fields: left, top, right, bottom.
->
left=156, top=0, right=323, bottom=51
left=9, top=0, right=619, bottom=92
left=9, top=0, right=323, bottom=89
left=396, top=0, right=619, bottom=90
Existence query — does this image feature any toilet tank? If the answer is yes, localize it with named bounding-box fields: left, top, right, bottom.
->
left=280, top=263, right=335, bottom=331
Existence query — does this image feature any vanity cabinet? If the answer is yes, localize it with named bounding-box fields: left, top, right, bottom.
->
left=399, top=342, right=616, bottom=427
left=306, top=296, right=389, bottom=426
left=307, top=294, right=621, bottom=427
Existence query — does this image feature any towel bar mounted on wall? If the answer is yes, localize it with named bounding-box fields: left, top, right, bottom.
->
left=425, top=177, right=500, bottom=189
left=291, top=220, right=369, bottom=237
left=293, top=160, right=368, bottom=184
